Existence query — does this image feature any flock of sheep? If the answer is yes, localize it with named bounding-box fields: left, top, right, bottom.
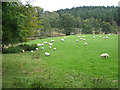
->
left=22, top=34, right=111, bottom=58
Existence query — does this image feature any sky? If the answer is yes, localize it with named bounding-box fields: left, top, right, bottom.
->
left=21, top=0, right=120, bottom=12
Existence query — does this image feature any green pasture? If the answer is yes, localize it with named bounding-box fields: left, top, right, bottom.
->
left=2, top=34, right=118, bottom=88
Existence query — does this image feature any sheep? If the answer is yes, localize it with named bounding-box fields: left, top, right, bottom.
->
left=45, top=52, right=50, bottom=56
left=43, top=42, right=48, bottom=44
left=31, top=50, right=34, bottom=53
left=37, top=43, right=41, bottom=46
left=85, top=43, right=88, bottom=45
left=64, top=37, right=66, bottom=39
left=49, top=46, right=51, bottom=49
left=78, top=36, right=81, bottom=38
left=106, top=36, right=108, bottom=39
left=22, top=50, right=25, bottom=52
left=101, top=53, right=109, bottom=58
left=108, top=34, right=111, bottom=35
left=93, top=36, right=95, bottom=39
left=51, top=40, right=55, bottom=42
left=61, top=39, right=64, bottom=42
left=80, top=38, right=83, bottom=40
left=36, top=48, right=38, bottom=50
left=53, top=48, right=56, bottom=51
left=49, top=43, right=53, bottom=46
left=41, top=47, right=44, bottom=50
left=103, top=37, right=108, bottom=39
left=103, top=37, right=106, bottom=39
left=100, top=36, right=102, bottom=37
left=76, top=40, right=79, bottom=42
left=83, top=39, right=85, bottom=41
left=82, top=36, right=85, bottom=38
left=41, top=44, right=44, bottom=46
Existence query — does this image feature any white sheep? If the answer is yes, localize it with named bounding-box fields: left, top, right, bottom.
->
left=51, top=40, right=55, bottom=42
left=108, top=34, right=111, bottom=35
left=76, top=40, right=79, bottom=42
left=93, top=36, right=95, bottom=39
left=41, top=47, right=44, bottom=50
left=103, top=37, right=108, bottom=39
left=49, top=46, right=51, bottom=49
left=49, top=43, right=53, bottom=46
left=53, top=48, right=56, bottom=51
left=101, top=53, right=109, bottom=58
left=61, top=39, right=64, bottom=42
left=31, top=50, right=34, bottom=53
left=80, top=38, right=83, bottom=40
left=22, top=50, right=25, bottom=52
left=43, top=42, right=48, bottom=44
left=41, top=44, right=44, bottom=46
left=36, top=48, right=38, bottom=50
left=45, top=52, right=50, bottom=56
left=83, top=39, right=85, bottom=41
left=82, top=36, right=85, bottom=38
left=100, top=36, right=102, bottom=37
left=37, top=43, right=41, bottom=46
left=106, top=36, right=108, bottom=39
left=78, top=36, right=81, bottom=38
left=85, top=43, right=88, bottom=45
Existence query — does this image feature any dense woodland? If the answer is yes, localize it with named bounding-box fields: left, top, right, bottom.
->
left=2, top=2, right=119, bottom=46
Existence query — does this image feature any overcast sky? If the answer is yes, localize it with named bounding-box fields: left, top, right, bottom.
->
left=21, top=0, right=120, bottom=12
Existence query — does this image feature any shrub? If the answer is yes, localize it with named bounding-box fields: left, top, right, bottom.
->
left=19, top=44, right=38, bottom=51
left=2, top=44, right=38, bottom=54
left=2, top=46, right=22, bottom=54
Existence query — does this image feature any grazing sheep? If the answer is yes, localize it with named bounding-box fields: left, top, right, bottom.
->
left=83, top=39, right=85, bottom=41
left=49, top=46, right=51, bottom=49
left=51, top=40, right=55, bottom=42
left=76, top=40, right=79, bottom=42
left=103, top=37, right=108, bottom=39
left=41, top=47, right=44, bottom=50
left=85, top=43, right=88, bottom=45
left=106, top=36, right=108, bottom=39
left=93, top=36, right=95, bottom=39
left=80, top=38, right=83, bottom=40
left=53, top=48, right=56, bottom=51
left=22, top=50, right=25, bottom=52
left=43, top=42, right=48, bottom=44
left=41, top=44, right=44, bottom=46
left=61, top=39, right=64, bottom=42
left=49, top=43, right=53, bottom=46
left=108, top=34, right=111, bottom=35
left=31, top=50, right=34, bottom=53
left=103, top=37, right=106, bottom=39
left=36, top=48, right=38, bottom=50
left=78, top=36, right=81, bottom=38
left=37, top=44, right=41, bottom=46
left=100, top=36, right=102, bottom=37
left=101, top=53, right=109, bottom=58
left=45, top=52, right=50, bottom=56
left=82, top=36, right=85, bottom=38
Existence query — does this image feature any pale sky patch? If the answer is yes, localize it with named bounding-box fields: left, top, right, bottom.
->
left=21, top=0, right=119, bottom=12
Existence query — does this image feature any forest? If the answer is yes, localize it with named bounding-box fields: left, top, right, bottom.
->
left=2, top=2, right=119, bottom=46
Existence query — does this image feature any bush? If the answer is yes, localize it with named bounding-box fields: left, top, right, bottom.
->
left=19, top=44, right=38, bottom=51
left=2, top=46, right=22, bottom=54
left=2, top=44, right=38, bottom=54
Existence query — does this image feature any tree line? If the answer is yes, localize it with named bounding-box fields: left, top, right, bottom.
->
left=2, top=2, right=119, bottom=46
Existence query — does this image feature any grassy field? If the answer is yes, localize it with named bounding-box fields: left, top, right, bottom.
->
left=2, top=34, right=118, bottom=88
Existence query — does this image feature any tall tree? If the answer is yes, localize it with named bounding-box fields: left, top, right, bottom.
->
left=61, top=13, right=75, bottom=35
left=2, top=2, right=26, bottom=46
